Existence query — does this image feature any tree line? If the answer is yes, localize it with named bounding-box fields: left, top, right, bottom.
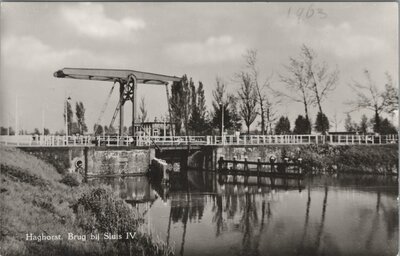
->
left=166, top=44, right=398, bottom=136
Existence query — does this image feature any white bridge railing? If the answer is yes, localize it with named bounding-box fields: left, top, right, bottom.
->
left=206, top=134, right=398, bottom=146
left=0, top=134, right=397, bottom=147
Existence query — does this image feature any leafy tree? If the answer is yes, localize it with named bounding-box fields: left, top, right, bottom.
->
left=275, top=116, right=291, bottom=135
left=33, top=128, right=40, bottom=135
left=75, top=102, right=87, bottom=135
left=237, top=72, right=258, bottom=134
left=370, top=116, right=397, bottom=135
left=188, top=82, right=210, bottom=135
left=138, top=97, right=148, bottom=123
left=315, top=112, right=330, bottom=133
left=104, top=125, right=116, bottom=135
left=348, top=70, right=398, bottom=133
left=94, top=124, right=104, bottom=136
left=379, top=118, right=397, bottom=134
left=64, top=100, right=73, bottom=135
left=169, top=75, right=195, bottom=135
left=293, top=115, right=311, bottom=134
left=0, top=126, right=14, bottom=135
left=344, top=113, right=358, bottom=132
left=359, top=114, right=369, bottom=134
left=70, top=122, right=80, bottom=135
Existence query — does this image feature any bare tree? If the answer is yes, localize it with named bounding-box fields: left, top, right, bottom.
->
left=302, top=45, right=339, bottom=115
left=244, top=49, right=277, bottom=135
left=347, top=69, right=398, bottom=133
left=279, top=50, right=313, bottom=122
left=237, top=72, right=258, bottom=134
left=331, top=111, right=342, bottom=132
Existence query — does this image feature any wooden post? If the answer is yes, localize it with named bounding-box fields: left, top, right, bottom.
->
left=257, top=157, right=261, bottom=183
left=283, top=157, right=289, bottom=173
left=244, top=156, right=248, bottom=172
left=233, top=156, right=237, bottom=170
left=218, top=156, right=224, bottom=172
left=269, top=155, right=276, bottom=173
left=297, top=158, right=303, bottom=174
left=244, top=156, right=249, bottom=184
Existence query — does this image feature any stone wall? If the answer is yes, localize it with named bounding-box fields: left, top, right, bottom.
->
left=19, top=147, right=85, bottom=174
left=20, top=146, right=155, bottom=176
left=193, top=144, right=398, bottom=174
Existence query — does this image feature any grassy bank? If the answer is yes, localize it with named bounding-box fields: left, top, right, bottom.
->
left=0, top=146, right=173, bottom=256
left=290, top=144, right=398, bottom=174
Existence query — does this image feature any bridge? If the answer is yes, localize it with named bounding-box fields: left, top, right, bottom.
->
left=0, top=134, right=397, bottom=147
left=54, top=68, right=181, bottom=137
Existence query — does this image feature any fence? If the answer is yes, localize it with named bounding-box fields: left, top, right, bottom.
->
left=0, top=134, right=397, bottom=147
left=206, top=134, right=398, bottom=146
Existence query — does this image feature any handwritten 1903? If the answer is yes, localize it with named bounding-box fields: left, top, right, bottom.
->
left=287, top=4, right=327, bottom=23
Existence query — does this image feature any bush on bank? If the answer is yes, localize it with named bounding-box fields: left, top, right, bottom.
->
left=288, top=144, right=398, bottom=174
left=0, top=146, right=174, bottom=256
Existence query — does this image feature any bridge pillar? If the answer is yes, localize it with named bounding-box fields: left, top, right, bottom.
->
left=118, top=75, right=137, bottom=139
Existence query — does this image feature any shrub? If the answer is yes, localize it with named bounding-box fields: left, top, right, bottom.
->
left=60, top=173, right=81, bottom=187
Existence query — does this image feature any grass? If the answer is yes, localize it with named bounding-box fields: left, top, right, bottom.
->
left=0, top=146, right=174, bottom=256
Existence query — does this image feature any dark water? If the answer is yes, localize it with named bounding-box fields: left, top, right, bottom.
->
left=91, top=172, right=398, bottom=256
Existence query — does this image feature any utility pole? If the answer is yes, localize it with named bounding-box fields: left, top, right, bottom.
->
left=15, top=95, right=18, bottom=136
left=219, top=102, right=224, bottom=137
left=65, top=96, right=71, bottom=138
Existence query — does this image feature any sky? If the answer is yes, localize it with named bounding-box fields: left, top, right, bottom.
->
left=0, top=2, right=398, bottom=133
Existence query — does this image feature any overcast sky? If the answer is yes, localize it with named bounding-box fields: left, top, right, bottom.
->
left=0, top=2, right=398, bottom=133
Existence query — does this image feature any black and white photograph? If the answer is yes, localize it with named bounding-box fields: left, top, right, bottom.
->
left=0, top=2, right=398, bottom=256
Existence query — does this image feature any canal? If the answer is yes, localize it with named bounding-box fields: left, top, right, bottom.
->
left=90, top=171, right=398, bottom=256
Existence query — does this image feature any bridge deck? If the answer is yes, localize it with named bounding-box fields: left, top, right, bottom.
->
left=0, top=134, right=397, bottom=147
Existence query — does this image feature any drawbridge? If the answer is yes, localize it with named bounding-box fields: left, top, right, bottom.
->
left=53, top=68, right=181, bottom=138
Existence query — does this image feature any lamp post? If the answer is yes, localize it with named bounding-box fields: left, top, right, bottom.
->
left=219, top=102, right=224, bottom=137
left=65, top=96, right=71, bottom=138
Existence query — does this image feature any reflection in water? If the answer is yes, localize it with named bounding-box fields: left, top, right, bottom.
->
left=93, top=172, right=398, bottom=256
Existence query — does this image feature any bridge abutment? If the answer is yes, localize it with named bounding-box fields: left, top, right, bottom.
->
left=19, top=146, right=155, bottom=177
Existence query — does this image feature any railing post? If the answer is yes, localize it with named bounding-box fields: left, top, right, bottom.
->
left=232, top=156, right=237, bottom=170
left=379, top=135, right=381, bottom=144
left=316, top=135, right=319, bottom=144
